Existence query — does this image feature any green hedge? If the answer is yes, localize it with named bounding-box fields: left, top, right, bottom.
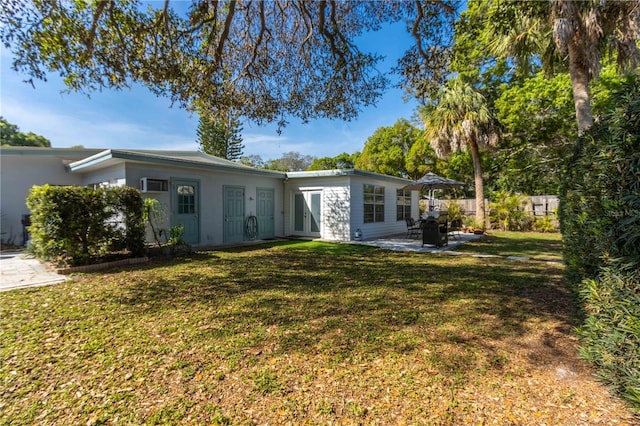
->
left=26, top=185, right=145, bottom=266
left=559, top=71, right=640, bottom=409
left=560, top=73, right=640, bottom=281
left=578, top=267, right=640, bottom=407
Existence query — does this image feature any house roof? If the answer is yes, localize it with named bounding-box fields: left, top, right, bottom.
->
left=66, top=149, right=286, bottom=178
left=286, top=169, right=414, bottom=185
left=1, top=147, right=414, bottom=185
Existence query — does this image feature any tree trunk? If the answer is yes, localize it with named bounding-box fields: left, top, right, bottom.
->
left=469, top=138, right=485, bottom=227
left=568, top=42, right=593, bottom=134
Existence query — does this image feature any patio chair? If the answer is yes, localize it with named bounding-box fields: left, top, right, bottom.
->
left=405, top=217, right=421, bottom=239
left=449, top=218, right=463, bottom=240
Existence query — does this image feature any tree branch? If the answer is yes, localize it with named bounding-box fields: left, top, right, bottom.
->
left=412, top=0, right=427, bottom=59
left=318, top=1, right=346, bottom=66
left=86, top=0, right=109, bottom=56
left=298, top=0, right=315, bottom=46
left=215, top=0, right=236, bottom=66
left=242, top=1, right=266, bottom=78
left=107, top=3, right=128, bottom=72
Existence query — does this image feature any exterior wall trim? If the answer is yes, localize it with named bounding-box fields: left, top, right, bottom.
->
left=68, top=149, right=286, bottom=178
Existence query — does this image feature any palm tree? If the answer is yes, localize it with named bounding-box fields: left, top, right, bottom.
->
left=484, top=0, right=640, bottom=134
left=552, top=0, right=640, bottom=132
left=423, top=80, right=500, bottom=226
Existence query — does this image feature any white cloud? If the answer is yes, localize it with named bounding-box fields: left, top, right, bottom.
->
left=2, top=100, right=98, bottom=147
left=242, top=132, right=301, bottom=159
left=2, top=91, right=400, bottom=161
left=2, top=98, right=198, bottom=150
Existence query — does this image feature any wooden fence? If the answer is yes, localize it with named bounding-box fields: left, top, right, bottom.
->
left=423, top=195, right=559, bottom=219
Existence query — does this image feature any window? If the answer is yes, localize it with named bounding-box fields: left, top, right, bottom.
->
left=177, top=185, right=195, bottom=214
left=364, top=184, right=385, bottom=223
left=87, top=181, right=109, bottom=190
left=397, top=189, right=412, bottom=221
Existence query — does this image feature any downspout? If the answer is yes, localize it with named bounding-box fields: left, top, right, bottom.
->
left=282, top=173, right=289, bottom=237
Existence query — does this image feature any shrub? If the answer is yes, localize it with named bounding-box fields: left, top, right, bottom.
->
left=168, top=225, right=185, bottom=245
left=559, top=73, right=640, bottom=282
left=577, top=267, right=640, bottom=407
left=26, top=185, right=145, bottom=266
left=107, top=186, right=146, bottom=257
left=463, top=217, right=484, bottom=231
left=533, top=212, right=558, bottom=233
left=445, top=198, right=464, bottom=220
left=559, top=71, right=640, bottom=409
left=488, top=191, right=531, bottom=231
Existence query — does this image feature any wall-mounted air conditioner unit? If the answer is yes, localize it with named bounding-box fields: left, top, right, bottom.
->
left=139, top=177, right=169, bottom=193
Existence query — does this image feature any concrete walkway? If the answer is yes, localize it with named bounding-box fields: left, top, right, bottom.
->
left=0, top=251, right=68, bottom=292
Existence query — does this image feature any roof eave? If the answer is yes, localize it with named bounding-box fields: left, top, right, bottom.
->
left=286, top=168, right=413, bottom=185
left=68, top=149, right=286, bottom=178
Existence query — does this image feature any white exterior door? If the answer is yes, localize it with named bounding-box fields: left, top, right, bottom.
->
left=293, top=191, right=321, bottom=237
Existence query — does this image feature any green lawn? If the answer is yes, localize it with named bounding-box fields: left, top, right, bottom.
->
left=1, top=233, right=634, bottom=425
left=454, top=230, right=564, bottom=260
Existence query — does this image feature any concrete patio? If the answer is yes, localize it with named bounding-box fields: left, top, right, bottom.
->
left=0, top=251, right=68, bottom=292
left=354, top=231, right=485, bottom=253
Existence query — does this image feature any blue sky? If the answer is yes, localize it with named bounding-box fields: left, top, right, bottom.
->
left=1, top=22, right=420, bottom=161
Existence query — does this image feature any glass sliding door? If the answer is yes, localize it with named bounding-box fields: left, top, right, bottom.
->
left=293, top=191, right=322, bottom=237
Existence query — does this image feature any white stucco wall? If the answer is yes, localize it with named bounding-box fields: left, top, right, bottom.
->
left=284, top=171, right=416, bottom=242
left=348, top=175, right=416, bottom=241
left=0, top=148, right=101, bottom=245
left=80, top=164, right=127, bottom=188
left=125, top=163, right=285, bottom=246
left=284, top=176, right=351, bottom=241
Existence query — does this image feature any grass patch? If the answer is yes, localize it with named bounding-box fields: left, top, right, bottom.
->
left=455, top=230, right=564, bottom=260
left=0, top=234, right=634, bottom=424
left=250, top=368, right=285, bottom=395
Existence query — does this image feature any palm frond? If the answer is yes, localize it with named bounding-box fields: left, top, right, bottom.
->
left=422, top=80, right=500, bottom=157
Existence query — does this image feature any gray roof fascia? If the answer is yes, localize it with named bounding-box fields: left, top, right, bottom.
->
left=68, top=149, right=286, bottom=178
left=286, top=169, right=413, bottom=185
left=67, top=149, right=117, bottom=171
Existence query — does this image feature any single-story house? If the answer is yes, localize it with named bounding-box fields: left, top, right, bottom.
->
left=0, top=147, right=420, bottom=246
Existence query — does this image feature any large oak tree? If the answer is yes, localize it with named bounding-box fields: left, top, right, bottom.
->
left=1, top=0, right=457, bottom=127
